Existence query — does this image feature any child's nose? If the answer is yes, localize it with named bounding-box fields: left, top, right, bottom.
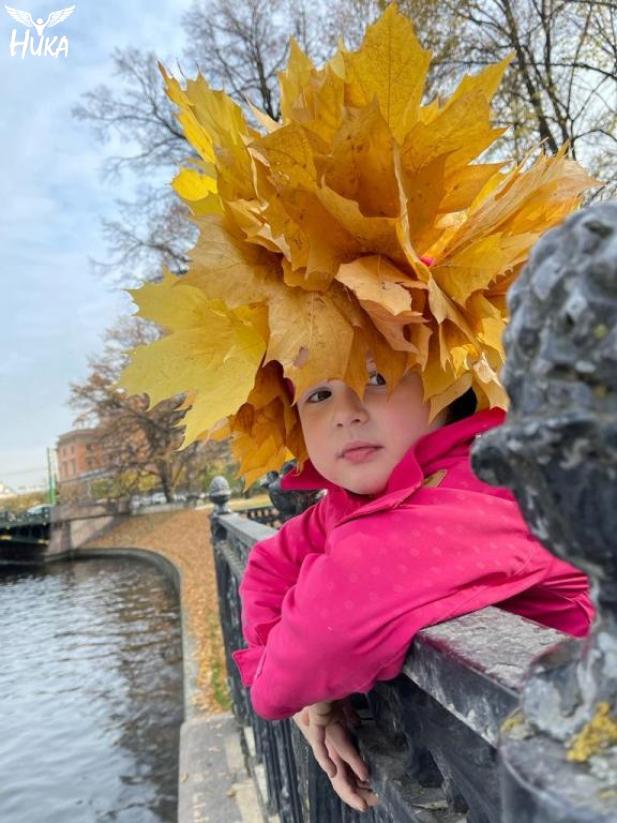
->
left=332, top=388, right=369, bottom=426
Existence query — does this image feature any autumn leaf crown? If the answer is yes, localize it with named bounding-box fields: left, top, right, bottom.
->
left=119, top=4, right=595, bottom=485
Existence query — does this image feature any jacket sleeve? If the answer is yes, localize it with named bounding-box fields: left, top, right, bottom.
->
left=231, top=497, right=327, bottom=688
left=247, top=489, right=579, bottom=720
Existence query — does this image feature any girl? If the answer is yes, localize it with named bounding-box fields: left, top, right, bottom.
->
left=231, top=357, right=593, bottom=812
left=118, top=5, right=597, bottom=815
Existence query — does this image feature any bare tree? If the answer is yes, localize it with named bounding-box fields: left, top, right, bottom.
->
left=437, top=0, right=617, bottom=191
left=73, top=48, right=195, bottom=283
left=73, top=47, right=188, bottom=179
left=93, top=188, right=193, bottom=286
left=182, top=0, right=327, bottom=120
left=73, top=2, right=325, bottom=283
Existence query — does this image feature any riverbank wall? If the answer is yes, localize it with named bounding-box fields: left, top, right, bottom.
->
left=47, top=501, right=131, bottom=559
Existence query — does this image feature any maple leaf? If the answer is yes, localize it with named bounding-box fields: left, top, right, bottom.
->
left=342, top=3, right=431, bottom=141
left=335, top=255, right=426, bottom=352
left=265, top=287, right=357, bottom=402
left=118, top=271, right=267, bottom=447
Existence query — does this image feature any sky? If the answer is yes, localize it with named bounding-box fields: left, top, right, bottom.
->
left=0, top=0, right=194, bottom=491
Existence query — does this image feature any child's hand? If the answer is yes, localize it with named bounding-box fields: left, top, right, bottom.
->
left=292, top=699, right=380, bottom=813
left=305, top=701, right=339, bottom=776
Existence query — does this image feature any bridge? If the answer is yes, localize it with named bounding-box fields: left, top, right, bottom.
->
left=0, top=501, right=130, bottom=566
left=0, top=511, right=51, bottom=564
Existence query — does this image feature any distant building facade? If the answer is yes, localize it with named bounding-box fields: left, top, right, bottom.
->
left=57, top=428, right=104, bottom=480
left=55, top=429, right=113, bottom=500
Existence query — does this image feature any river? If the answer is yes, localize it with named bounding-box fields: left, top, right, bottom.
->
left=0, top=555, right=183, bottom=822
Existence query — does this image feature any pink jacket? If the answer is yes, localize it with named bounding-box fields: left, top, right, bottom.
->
left=232, top=408, right=594, bottom=720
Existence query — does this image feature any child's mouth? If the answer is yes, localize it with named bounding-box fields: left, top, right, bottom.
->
left=341, top=446, right=383, bottom=464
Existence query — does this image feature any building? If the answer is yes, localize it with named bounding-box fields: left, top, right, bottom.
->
left=55, top=429, right=116, bottom=502
left=56, top=428, right=108, bottom=482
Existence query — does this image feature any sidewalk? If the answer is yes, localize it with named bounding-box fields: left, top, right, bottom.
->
left=179, top=713, right=273, bottom=823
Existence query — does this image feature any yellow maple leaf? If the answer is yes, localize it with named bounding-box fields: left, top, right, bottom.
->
left=438, top=163, right=505, bottom=214
left=160, top=64, right=256, bottom=204
left=118, top=274, right=267, bottom=446
left=250, top=123, right=317, bottom=192
left=265, top=287, right=357, bottom=401
left=432, top=233, right=536, bottom=307
left=294, top=65, right=345, bottom=144
left=342, top=3, right=431, bottom=141
left=442, top=147, right=596, bottom=258
left=322, top=101, right=398, bottom=218
left=279, top=39, right=316, bottom=121
left=335, top=255, right=426, bottom=351
left=183, top=215, right=278, bottom=306
left=172, top=167, right=217, bottom=202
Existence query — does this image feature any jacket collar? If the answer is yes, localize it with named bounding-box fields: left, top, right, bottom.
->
left=280, top=408, right=506, bottom=508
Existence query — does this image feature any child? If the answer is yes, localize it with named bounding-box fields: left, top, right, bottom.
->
left=231, top=358, right=593, bottom=809
left=118, top=5, right=597, bottom=815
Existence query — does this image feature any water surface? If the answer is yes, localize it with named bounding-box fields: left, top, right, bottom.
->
left=0, top=555, right=183, bottom=822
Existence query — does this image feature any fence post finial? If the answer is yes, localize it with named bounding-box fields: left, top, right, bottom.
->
left=208, top=475, right=232, bottom=541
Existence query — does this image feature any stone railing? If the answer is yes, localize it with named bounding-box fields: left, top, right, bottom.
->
left=208, top=203, right=617, bottom=822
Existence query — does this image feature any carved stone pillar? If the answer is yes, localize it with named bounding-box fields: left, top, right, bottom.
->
left=471, top=203, right=617, bottom=820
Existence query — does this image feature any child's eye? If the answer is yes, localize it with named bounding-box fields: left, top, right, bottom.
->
left=368, top=371, right=386, bottom=386
left=305, top=373, right=386, bottom=404
left=305, top=388, right=332, bottom=404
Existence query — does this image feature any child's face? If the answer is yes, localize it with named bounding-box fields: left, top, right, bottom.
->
left=297, top=359, right=447, bottom=496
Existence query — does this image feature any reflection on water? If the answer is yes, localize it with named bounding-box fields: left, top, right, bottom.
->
left=0, top=556, right=183, bottom=822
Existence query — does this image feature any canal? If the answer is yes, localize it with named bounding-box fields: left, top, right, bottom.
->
left=0, top=555, right=183, bottom=822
